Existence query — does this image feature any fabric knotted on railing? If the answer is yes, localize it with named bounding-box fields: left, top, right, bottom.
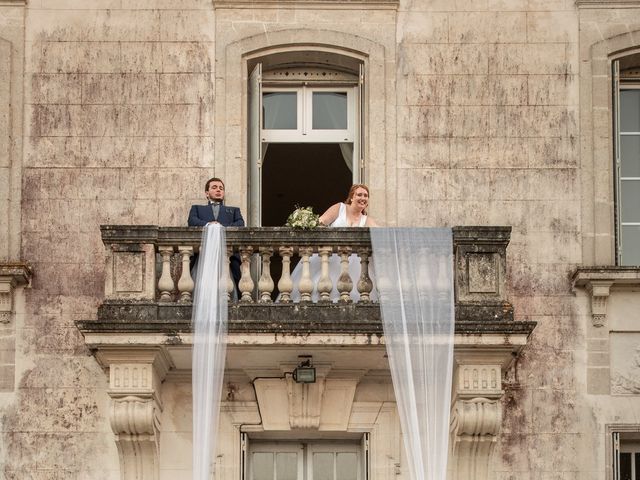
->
left=371, top=228, right=455, bottom=480
left=192, top=224, right=228, bottom=480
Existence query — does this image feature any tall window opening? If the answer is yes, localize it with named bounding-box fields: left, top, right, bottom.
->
left=247, top=52, right=365, bottom=226
left=614, top=55, right=640, bottom=265
left=613, top=430, right=640, bottom=480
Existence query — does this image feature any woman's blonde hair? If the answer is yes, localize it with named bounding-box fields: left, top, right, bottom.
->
left=345, top=184, right=370, bottom=214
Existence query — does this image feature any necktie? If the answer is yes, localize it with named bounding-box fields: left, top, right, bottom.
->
left=211, top=202, right=221, bottom=221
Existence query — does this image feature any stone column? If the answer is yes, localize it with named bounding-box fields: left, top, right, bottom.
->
left=97, top=348, right=172, bottom=480
left=449, top=359, right=503, bottom=480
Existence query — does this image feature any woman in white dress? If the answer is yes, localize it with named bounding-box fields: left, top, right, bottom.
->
left=289, top=184, right=378, bottom=302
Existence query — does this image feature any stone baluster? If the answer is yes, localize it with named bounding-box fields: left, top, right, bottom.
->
left=157, top=246, right=175, bottom=302
left=337, top=247, right=353, bottom=303
left=177, top=246, right=194, bottom=302
left=298, top=247, right=314, bottom=302
left=278, top=247, right=294, bottom=303
left=317, top=246, right=333, bottom=302
left=238, top=246, right=254, bottom=303
left=357, top=248, right=373, bottom=303
left=226, top=246, right=234, bottom=302
left=258, top=247, right=274, bottom=303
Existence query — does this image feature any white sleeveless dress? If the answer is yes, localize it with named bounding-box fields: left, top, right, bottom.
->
left=288, top=203, right=377, bottom=303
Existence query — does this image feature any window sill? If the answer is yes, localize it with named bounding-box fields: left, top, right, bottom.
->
left=572, top=266, right=640, bottom=327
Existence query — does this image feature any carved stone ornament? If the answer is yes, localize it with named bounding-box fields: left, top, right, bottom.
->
left=450, top=364, right=504, bottom=480
left=571, top=268, right=640, bottom=328
left=0, top=263, right=32, bottom=324
left=98, top=349, right=172, bottom=480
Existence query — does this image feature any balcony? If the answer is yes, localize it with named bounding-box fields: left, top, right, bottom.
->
left=79, top=225, right=534, bottom=337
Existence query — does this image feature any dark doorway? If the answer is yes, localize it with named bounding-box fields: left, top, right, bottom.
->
left=262, top=143, right=353, bottom=226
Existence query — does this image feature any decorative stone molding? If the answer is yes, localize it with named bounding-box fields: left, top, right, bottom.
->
left=450, top=361, right=505, bottom=480
left=572, top=267, right=640, bottom=327
left=586, top=281, right=613, bottom=327
left=0, top=263, right=32, bottom=324
left=250, top=364, right=364, bottom=430
left=213, top=0, right=398, bottom=10
left=97, top=348, right=172, bottom=480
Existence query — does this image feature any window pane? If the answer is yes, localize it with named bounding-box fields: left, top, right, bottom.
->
left=621, top=180, right=640, bottom=223
left=621, top=90, right=640, bottom=133
left=253, top=453, right=274, bottom=480
left=621, top=452, right=632, bottom=480
left=336, top=453, right=357, bottom=480
left=263, top=92, right=297, bottom=129
left=621, top=225, right=640, bottom=266
left=313, top=453, right=334, bottom=480
left=636, top=452, right=640, bottom=480
left=313, top=92, right=348, bottom=130
left=621, top=135, right=640, bottom=177
left=276, top=453, right=298, bottom=480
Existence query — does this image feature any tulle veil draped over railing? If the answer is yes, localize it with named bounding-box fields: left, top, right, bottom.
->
left=191, top=226, right=454, bottom=480
left=192, top=224, right=228, bottom=480
left=371, top=228, right=455, bottom=480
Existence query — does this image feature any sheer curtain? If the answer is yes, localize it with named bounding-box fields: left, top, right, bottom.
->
left=192, top=224, right=228, bottom=480
left=371, top=228, right=455, bottom=480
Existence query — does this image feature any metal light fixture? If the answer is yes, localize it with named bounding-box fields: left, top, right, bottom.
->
left=292, top=357, right=316, bottom=383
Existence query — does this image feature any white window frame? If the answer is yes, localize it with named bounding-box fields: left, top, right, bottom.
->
left=261, top=86, right=355, bottom=143
left=306, top=443, right=361, bottom=480
left=246, top=440, right=363, bottom=480
left=614, top=61, right=640, bottom=266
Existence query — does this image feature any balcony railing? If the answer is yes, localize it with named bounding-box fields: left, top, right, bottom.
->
left=87, top=225, right=532, bottom=335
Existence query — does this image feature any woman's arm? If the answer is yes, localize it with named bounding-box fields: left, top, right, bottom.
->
left=319, top=203, right=341, bottom=226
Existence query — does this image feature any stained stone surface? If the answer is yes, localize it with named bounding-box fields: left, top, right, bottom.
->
left=1, top=0, right=640, bottom=478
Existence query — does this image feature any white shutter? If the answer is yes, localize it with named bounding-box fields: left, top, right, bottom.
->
left=613, top=431, right=621, bottom=480
left=613, top=60, right=622, bottom=264
left=357, top=62, right=365, bottom=183
left=249, top=63, right=263, bottom=227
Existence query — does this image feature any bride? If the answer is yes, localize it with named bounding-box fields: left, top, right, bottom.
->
left=288, top=184, right=378, bottom=303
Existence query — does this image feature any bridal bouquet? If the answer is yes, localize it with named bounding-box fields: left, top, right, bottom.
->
left=285, top=206, right=321, bottom=229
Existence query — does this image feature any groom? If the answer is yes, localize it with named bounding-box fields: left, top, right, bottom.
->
left=188, top=177, right=244, bottom=291
left=188, top=177, right=245, bottom=228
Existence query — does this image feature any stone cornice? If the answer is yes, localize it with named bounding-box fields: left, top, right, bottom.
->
left=0, top=1, right=27, bottom=5
left=0, top=262, right=33, bottom=287
left=212, top=0, right=398, bottom=9
left=576, top=0, right=640, bottom=7
left=572, top=267, right=640, bottom=326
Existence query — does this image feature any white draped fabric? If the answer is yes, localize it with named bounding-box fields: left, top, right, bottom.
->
left=192, top=224, right=228, bottom=480
left=371, top=228, right=455, bottom=480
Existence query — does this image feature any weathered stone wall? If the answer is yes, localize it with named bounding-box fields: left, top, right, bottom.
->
left=2, top=0, right=639, bottom=478
left=395, top=1, right=583, bottom=476
left=6, top=0, right=218, bottom=477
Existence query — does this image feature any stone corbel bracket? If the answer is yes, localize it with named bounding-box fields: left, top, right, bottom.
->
left=449, top=352, right=509, bottom=480
left=0, top=263, right=32, bottom=324
left=572, top=267, right=640, bottom=328
left=96, top=347, right=173, bottom=480
left=248, top=364, right=366, bottom=431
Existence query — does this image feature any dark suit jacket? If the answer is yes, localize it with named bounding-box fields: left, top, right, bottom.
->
left=188, top=204, right=245, bottom=227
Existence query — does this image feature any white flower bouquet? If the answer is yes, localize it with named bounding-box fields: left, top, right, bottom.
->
left=285, top=206, right=321, bottom=229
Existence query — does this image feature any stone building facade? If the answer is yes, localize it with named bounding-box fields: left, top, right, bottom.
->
left=0, top=0, right=639, bottom=479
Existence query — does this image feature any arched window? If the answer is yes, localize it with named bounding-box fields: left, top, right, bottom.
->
left=247, top=51, right=364, bottom=227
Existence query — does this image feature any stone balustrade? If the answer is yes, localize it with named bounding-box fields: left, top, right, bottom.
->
left=99, top=225, right=514, bottom=322
left=102, top=226, right=378, bottom=305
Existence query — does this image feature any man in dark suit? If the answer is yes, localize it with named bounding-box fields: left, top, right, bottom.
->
left=188, top=177, right=244, bottom=291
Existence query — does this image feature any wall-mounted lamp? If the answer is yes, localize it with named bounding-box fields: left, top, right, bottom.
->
left=292, top=357, right=316, bottom=384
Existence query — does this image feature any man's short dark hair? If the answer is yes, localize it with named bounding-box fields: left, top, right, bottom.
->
left=205, top=177, right=225, bottom=191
